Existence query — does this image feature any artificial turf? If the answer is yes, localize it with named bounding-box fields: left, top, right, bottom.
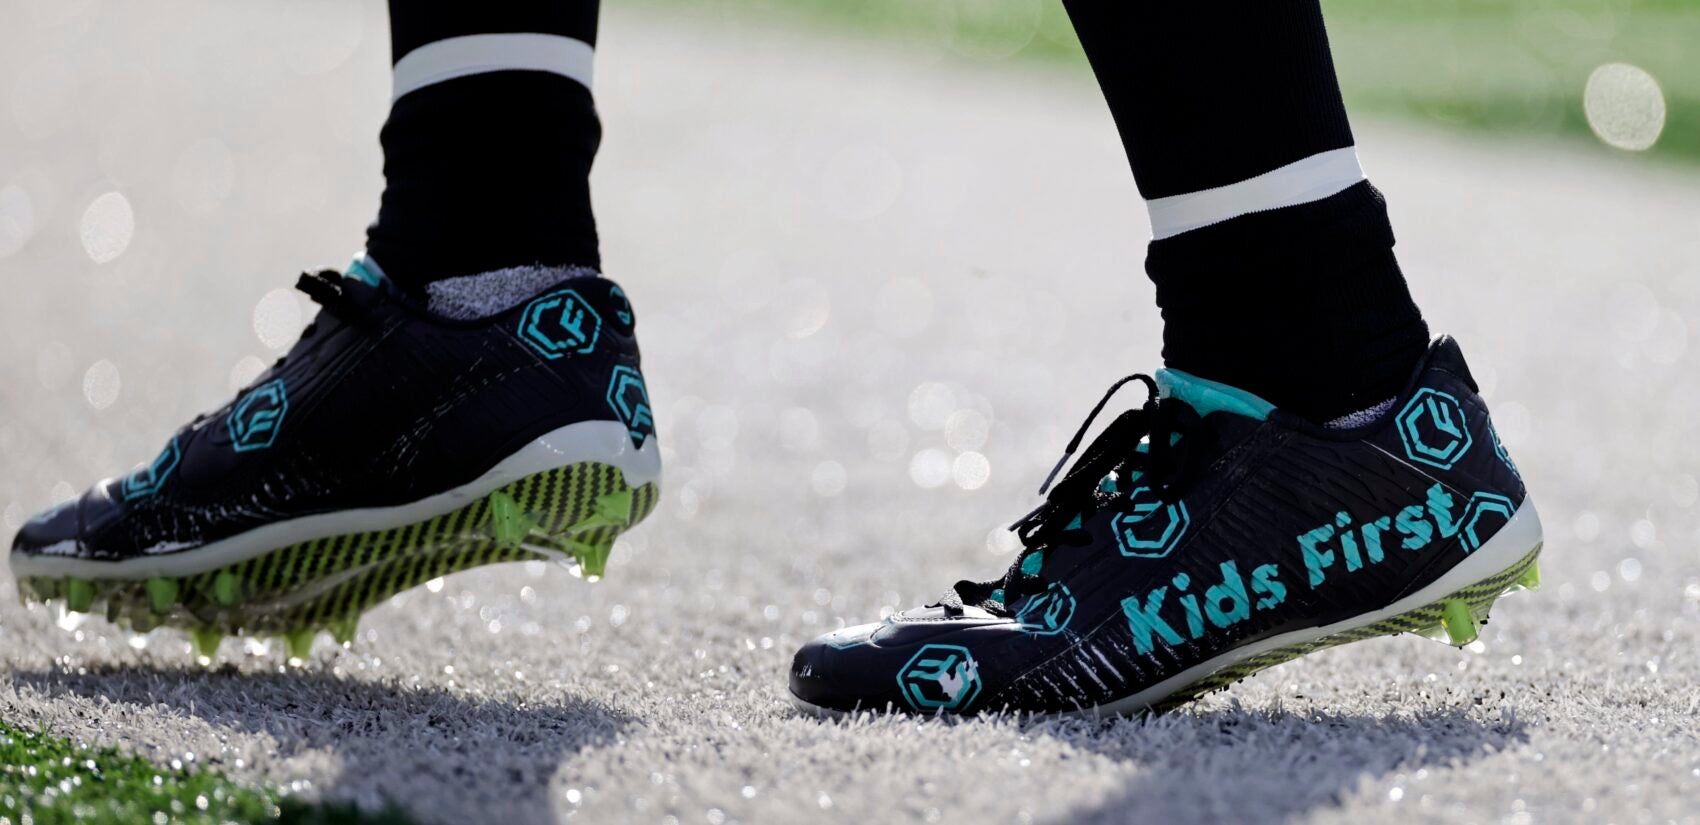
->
left=0, top=721, right=412, bottom=825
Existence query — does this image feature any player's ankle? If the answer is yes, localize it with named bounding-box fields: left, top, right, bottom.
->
left=1147, top=181, right=1429, bottom=424
left=366, top=29, right=602, bottom=288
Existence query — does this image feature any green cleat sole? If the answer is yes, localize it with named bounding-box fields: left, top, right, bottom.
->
left=563, top=538, right=615, bottom=580
left=190, top=627, right=222, bottom=659
left=211, top=571, right=241, bottom=606
left=488, top=490, right=540, bottom=548
left=1439, top=599, right=1480, bottom=646
left=284, top=629, right=315, bottom=662
left=17, top=459, right=659, bottom=662
left=64, top=578, right=94, bottom=613
left=329, top=617, right=358, bottom=647
left=1514, top=560, right=1541, bottom=592
left=146, top=577, right=179, bottom=614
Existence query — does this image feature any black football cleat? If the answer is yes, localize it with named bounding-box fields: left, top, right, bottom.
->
left=9, top=260, right=660, bottom=660
left=790, top=336, right=1540, bottom=717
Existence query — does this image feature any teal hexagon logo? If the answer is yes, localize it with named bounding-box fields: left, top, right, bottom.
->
left=1397, top=388, right=1472, bottom=470
left=606, top=365, right=654, bottom=448
left=519, top=288, right=602, bottom=360
left=1460, top=491, right=1516, bottom=553
left=1114, top=486, right=1190, bottom=559
left=228, top=380, right=288, bottom=452
left=122, top=436, right=182, bottom=501
left=231, top=379, right=290, bottom=449
left=1014, top=582, right=1077, bottom=636
left=896, top=644, right=982, bottom=713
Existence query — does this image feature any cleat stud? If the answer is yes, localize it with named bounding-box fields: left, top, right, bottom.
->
left=146, top=578, right=179, bottom=614
left=489, top=491, right=539, bottom=547
left=284, top=629, right=315, bottom=662
left=1440, top=599, right=1479, bottom=647
left=578, top=490, right=634, bottom=530
left=330, top=617, right=358, bottom=646
left=211, top=572, right=242, bottom=606
left=64, top=578, right=94, bottom=613
left=1515, top=561, right=1542, bottom=592
left=564, top=538, right=614, bottom=581
left=597, top=488, right=633, bottom=521
left=190, top=627, right=223, bottom=659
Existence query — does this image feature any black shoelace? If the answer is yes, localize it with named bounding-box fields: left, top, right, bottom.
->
left=270, top=269, right=381, bottom=369
left=942, top=374, right=1202, bottom=614
left=294, top=269, right=378, bottom=327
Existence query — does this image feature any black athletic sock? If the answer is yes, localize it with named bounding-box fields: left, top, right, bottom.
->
left=367, top=3, right=603, bottom=288
left=1062, top=0, right=1429, bottom=423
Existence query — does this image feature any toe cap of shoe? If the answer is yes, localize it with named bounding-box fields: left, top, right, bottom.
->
left=12, top=500, right=82, bottom=558
left=9, top=479, right=125, bottom=563
left=789, top=623, right=900, bottom=714
left=789, top=611, right=1015, bottom=715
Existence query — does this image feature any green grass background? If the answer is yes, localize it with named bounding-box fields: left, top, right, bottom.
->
left=641, top=0, right=1699, bottom=162
left=0, top=722, right=411, bottom=825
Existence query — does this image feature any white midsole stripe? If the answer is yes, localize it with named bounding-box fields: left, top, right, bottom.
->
left=1088, top=497, right=1543, bottom=718
left=10, top=419, right=660, bottom=579
left=392, top=33, right=594, bottom=101
left=1145, top=146, right=1365, bottom=239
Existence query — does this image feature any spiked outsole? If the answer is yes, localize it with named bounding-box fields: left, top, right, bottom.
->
left=1150, top=543, right=1543, bottom=712
left=15, top=460, right=659, bottom=661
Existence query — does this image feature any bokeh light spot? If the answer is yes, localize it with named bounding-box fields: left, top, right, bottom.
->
left=82, top=359, right=120, bottom=410
left=908, top=382, right=956, bottom=430
left=986, top=527, right=1021, bottom=555
left=79, top=191, right=134, bottom=264
left=228, top=355, right=269, bottom=393
left=945, top=408, right=991, bottom=451
left=909, top=448, right=952, bottom=489
left=1584, top=63, right=1665, bottom=151
left=811, top=460, right=847, bottom=497
left=253, top=288, right=305, bottom=350
left=952, top=451, right=990, bottom=490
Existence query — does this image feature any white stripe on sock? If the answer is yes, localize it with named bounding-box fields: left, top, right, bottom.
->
left=1145, top=147, right=1366, bottom=240
left=392, top=33, right=594, bottom=101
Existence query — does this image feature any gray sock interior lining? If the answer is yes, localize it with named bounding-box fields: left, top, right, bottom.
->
left=1324, top=397, right=1396, bottom=429
left=424, top=264, right=599, bottom=320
